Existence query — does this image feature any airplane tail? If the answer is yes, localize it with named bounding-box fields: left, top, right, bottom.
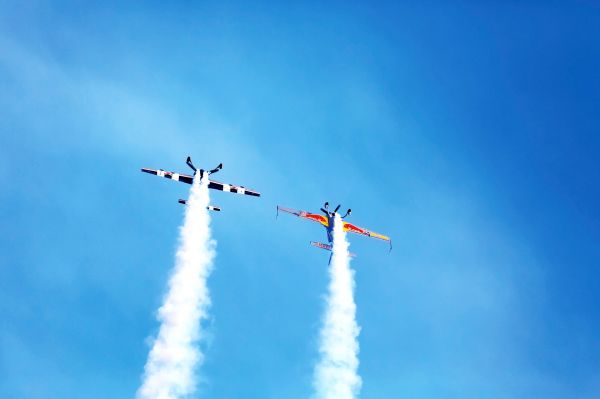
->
left=310, top=241, right=333, bottom=251
left=310, top=241, right=356, bottom=258
left=178, top=199, right=221, bottom=211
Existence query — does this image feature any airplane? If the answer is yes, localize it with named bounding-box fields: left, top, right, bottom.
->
left=277, top=202, right=392, bottom=257
left=141, top=157, right=260, bottom=210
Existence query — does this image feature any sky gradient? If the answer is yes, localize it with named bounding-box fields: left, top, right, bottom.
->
left=1, top=2, right=599, bottom=398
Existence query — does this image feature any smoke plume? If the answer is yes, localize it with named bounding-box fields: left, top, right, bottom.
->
left=138, top=173, right=216, bottom=399
left=314, top=213, right=362, bottom=399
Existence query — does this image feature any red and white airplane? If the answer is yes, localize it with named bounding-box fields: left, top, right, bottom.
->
left=141, top=157, right=260, bottom=210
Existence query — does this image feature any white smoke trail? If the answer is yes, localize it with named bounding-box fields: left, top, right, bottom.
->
left=138, top=173, right=216, bottom=399
left=314, top=214, right=362, bottom=399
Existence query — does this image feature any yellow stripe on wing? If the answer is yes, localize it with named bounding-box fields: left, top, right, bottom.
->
left=369, top=231, right=390, bottom=242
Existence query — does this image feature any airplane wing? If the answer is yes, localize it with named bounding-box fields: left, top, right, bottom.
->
left=141, top=168, right=261, bottom=197
left=141, top=168, right=194, bottom=183
left=277, top=206, right=329, bottom=227
left=208, top=179, right=261, bottom=197
left=343, top=221, right=392, bottom=250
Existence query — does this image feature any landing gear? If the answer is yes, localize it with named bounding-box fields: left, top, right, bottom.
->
left=186, top=156, right=222, bottom=177
left=186, top=156, right=197, bottom=172
left=320, top=202, right=350, bottom=218
left=208, top=163, right=223, bottom=175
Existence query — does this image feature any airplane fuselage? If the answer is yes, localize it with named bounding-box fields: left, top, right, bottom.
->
left=323, top=212, right=336, bottom=244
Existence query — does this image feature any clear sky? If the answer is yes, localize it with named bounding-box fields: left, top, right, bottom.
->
left=1, top=2, right=599, bottom=398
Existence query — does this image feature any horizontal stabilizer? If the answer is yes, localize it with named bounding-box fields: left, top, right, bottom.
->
left=310, top=241, right=333, bottom=251
left=310, top=241, right=356, bottom=258
left=178, top=199, right=221, bottom=211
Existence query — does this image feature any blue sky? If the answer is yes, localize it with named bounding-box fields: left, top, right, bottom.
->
left=1, top=1, right=599, bottom=398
